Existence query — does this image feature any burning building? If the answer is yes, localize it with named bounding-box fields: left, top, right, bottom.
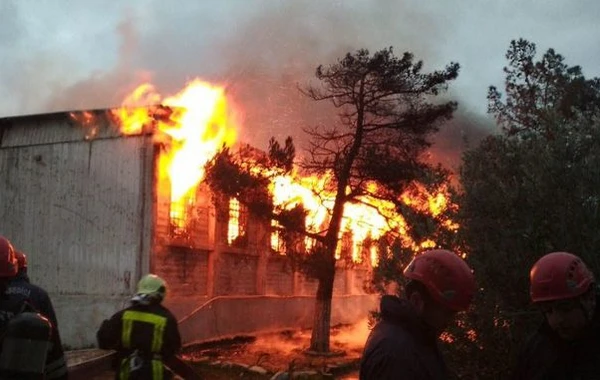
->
left=0, top=80, right=381, bottom=348
left=0, top=79, right=458, bottom=349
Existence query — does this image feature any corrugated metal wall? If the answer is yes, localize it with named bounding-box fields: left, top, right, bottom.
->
left=0, top=114, right=152, bottom=296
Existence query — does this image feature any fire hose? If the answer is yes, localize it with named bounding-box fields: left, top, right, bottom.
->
left=166, top=355, right=204, bottom=380
left=69, top=352, right=203, bottom=379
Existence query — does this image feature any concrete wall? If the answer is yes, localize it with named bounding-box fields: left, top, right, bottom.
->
left=152, top=177, right=215, bottom=297
left=0, top=110, right=379, bottom=350
left=175, top=294, right=379, bottom=345
left=153, top=182, right=378, bottom=347
left=0, top=111, right=154, bottom=348
left=154, top=247, right=211, bottom=297
left=153, top=172, right=379, bottom=346
left=266, top=257, right=294, bottom=295
left=54, top=295, right=131, bottom=349
left=153, top=185, right=375, bottom=299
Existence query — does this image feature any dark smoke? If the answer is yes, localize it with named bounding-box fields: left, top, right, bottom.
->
left=44, top=12, right=151, bottom=113
left=196, top=1, right=492, bottom=166
left=4, top=1, right=493, bottom=167
left=428, top=108, right=493, bottom=172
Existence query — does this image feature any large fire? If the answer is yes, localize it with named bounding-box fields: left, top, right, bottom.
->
left=111, top=80, right=238, bottom=233
left=269, top=172, right=456, bottom=266
left=108, top=79, right=457, bottom=265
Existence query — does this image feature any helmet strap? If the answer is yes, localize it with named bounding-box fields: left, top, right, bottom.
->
left=578, top=286, right=596, bottom=322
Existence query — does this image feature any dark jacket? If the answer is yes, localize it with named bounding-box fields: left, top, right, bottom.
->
left=512, top=298, right=600, bottom=380
left=359, top=295, right=448, bottom=380
left=97, top=301, right=182, bottom=380
left=3, top=274, right=68, bottom=379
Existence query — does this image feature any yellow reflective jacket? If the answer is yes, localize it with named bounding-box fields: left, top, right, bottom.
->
left=97, top=302, right=182, bottom=380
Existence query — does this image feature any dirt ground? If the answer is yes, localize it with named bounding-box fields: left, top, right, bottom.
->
left=67, top=321, right=368, bottom=379
left=180, top=320, right=368, bottom=377
left=82, top=366, right=359, bottom=380
left=77, top=368, right=264, bottom=380
left=66, top=349, right=112, bottom=366
left=86, top=368, right=359, bottom=380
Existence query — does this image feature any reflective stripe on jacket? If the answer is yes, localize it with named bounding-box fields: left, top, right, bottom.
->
left=97, top=302, right=182, bottom=380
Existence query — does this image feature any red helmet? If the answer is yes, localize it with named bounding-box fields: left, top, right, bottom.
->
left=15, top=251, right=27, bottom=270
left=530, top=252, right=595, bottom=303
left=403, top=249, right=476, bottom=311
left=0, top=236, right=18, bottom=278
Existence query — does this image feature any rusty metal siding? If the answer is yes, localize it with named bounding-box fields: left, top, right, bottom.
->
left=0, top=131, right=150, bottom=296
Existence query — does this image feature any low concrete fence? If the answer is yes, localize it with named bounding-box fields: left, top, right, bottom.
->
left=175, top=294, right=378, bottom=345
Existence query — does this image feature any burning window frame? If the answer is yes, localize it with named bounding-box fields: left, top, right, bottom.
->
left=226, top=197, right=248, bottom=247
left=169, top=192, right=196, bottom=242
left=270, top=219, right=286, bottom=254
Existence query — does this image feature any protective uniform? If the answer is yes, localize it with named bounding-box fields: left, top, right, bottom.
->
left=0, top=311, right=53, bottom=379
left=0, top=237, right=63, bottom=379
left=403, top=249, right=476, bottom=312
left=360, top=295, right=449, bottom=379
left=529, top=252, right=595, bottom=304
left=97, top=274, right=182, bottom=380
left=14, top=250, right=30, bottom=283
left=0, top=237, right=17, bottom=279
left=360, top=249, right=476, bottom=380
left=512, top=252, right=600, bottom=379
left=5, top=250, right=68, bottom=379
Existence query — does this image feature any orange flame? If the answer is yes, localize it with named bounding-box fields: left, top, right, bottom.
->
left=109, top=79, right=457, bottom=264
left=269, top=170, right=457, bottom=267
left=112, top=79, right=238, bottom=231
left=112, top=83, right=161, bottom=135
left=69, top=111, right=99, bottom=140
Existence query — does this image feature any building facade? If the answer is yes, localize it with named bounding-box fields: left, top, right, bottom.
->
left=0, top=109, right=376, bottom=348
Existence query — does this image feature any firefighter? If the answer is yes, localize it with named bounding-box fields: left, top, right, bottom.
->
left=97, top=274, right=186, bottom=380
left=14, top=250, right=29, bottom=282
left=4, top=247, right=68, bottom=379
left=512, top=252, right=600, bottom=379
left=359, top=249, right=476, bottom=380
left=0, top=236, right=59, bottom=379
left=0, top=237, right=18, bottom=304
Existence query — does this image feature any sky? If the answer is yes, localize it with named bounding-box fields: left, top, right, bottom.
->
left=1, top=0, right=599, bottom=165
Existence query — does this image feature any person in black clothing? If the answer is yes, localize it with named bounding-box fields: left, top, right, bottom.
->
left=5, top=249, right=68, bottom=379
left=512, top=251, right=600, bottom=379
left=97, top=273, right=184, bottom=380
left=0, top=237, right=68, bottom=379
left=0, top=237, right=19, bottom=325
left=360, top=249, right=476, bottom=380
left=14, top=249, right=29, bottom=282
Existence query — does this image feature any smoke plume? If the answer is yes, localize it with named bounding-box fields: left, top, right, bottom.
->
left=2, top=1, right=492, bottom=167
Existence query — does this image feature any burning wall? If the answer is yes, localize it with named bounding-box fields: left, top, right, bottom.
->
left=151, top=179, right=374, bottom=300
left=99, top=79, right=459, bottom=313
left=0, top=102, right=380, bottom=349
left=0, top=77, right=458, bottom=347
left=100, top=80, right=384, bottom=301
left=109, top=79, right=458, bottom=268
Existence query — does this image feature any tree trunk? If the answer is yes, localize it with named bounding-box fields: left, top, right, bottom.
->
left=309, top=258, right=336, bottom=353
left=307, top=89, right=364, bottom=353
